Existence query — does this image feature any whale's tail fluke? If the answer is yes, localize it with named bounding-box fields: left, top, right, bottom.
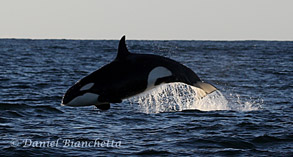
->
left=193, top=82, right=217, bottom=98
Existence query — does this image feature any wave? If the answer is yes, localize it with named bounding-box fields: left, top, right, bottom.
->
left=251, top=134, right=292, bottom=143
left=136, top=149, right=172, bottom=155
left=0, top=103, right=29, bottom=110
left=0, top=102, right=63, bottom=114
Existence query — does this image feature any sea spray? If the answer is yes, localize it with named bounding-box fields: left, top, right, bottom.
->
left=127, top=83, right=228, bottom=113
left=226, top=93, right=263, bottom=111
left=127, top=82, right=262, bottom=114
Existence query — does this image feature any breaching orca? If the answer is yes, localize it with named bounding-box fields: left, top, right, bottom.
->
left=61, top=36, right=217, bottom=110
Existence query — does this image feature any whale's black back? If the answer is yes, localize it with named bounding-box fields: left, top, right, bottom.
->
left=79, top=52, right=201, bottom=102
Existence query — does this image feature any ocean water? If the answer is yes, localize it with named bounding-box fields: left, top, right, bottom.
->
left=0, top=39, right=292, bottom=156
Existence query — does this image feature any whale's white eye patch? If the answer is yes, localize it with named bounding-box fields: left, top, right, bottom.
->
left=147, top=66, right=172, bottom=88
left=80, top=83, right=94, bottom=91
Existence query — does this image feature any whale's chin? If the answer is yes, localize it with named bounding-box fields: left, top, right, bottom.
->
left=62, top=93, right=100, bottom=107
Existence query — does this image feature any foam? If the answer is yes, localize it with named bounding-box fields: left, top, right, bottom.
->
left=127, top=82, right=262, bottom=114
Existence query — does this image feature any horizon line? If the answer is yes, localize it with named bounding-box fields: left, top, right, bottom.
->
left=0, top=37, right=292, bottom=42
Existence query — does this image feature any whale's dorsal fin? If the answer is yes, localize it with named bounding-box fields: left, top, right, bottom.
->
left=116, top=35, right=130, bottom=60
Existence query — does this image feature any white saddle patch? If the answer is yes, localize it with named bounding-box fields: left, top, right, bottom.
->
left=147, top=66, right=172, bottom=89
left=80, top=83, right=94, bottom=91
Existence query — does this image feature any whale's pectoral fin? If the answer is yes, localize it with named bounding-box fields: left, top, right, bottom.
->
left=193, top=82, right=217, bottom=97
left=95, top=95, right=122, bottom=110
left=98, top=95, right=122, bottom=104
left=95, top=103, right=110, bottom=110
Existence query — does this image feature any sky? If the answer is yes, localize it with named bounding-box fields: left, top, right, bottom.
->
left=1, top=0, right=293, bottom=40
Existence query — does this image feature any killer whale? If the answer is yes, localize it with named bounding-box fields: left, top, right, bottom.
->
left=61, top=36, right=217, bottom=110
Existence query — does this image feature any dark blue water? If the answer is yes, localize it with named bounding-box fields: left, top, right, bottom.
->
left=0, top=39, right=292, bottom=156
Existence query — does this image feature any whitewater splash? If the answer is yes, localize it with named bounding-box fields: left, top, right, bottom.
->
left=127, top=83, right=261, bottom=114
